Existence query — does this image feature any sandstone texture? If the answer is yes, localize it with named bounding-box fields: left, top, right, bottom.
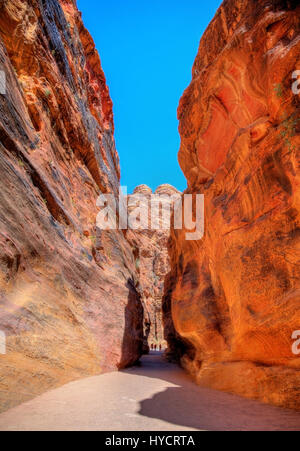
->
left=127, top=184, right=180, bottom=349
left=165, top=0, right=300, bottom=409
left=0, top=0, right=143, bottom=413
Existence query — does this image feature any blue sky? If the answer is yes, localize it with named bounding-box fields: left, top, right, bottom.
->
left=77, top=0, right=222, bottom=193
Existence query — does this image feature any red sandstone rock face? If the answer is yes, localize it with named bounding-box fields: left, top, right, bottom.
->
left=165, top=0, right=300, bottom=409
left=127, top=184, right=180, bottom=349
left=0, top=0, right=143, bottom=412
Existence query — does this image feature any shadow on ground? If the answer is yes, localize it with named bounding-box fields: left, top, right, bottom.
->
left=124, top=353, right=300, bottom=431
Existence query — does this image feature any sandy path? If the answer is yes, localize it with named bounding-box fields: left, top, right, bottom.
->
left=0, top=352, right=299, bottom=431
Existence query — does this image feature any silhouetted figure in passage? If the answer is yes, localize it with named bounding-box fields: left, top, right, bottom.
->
left=159, top=344, right=162, bottom=351
left=154, top=344, right=157, bottom=351
left=151, top=344, right=153, bottom=350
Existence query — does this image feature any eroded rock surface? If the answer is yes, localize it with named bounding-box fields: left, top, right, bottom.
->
left=165, top=0, right=300, bottom=409
left=0, top=0, right=143, bottom=412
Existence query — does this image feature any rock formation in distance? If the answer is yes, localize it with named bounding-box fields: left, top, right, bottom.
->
left=128, top=184, right=180, bottom=350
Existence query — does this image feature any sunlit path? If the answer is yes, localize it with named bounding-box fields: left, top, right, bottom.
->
left=0, top=352, right=299, bottom=431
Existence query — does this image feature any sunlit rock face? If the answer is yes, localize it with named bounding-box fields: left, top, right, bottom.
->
left=127, top=184, right=180, bottom=350
left=166, top=0, right=300, bottom=409
left=0, top=0, right=143, bottom=412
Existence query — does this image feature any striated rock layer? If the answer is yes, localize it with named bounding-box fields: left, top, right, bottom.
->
left=0, top=0, right=143, bottom=412
left=165, top=0, right=300, bottom=409
left=127, top=184, right=180, bottom=349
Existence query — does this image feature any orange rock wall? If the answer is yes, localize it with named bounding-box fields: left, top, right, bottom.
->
left=0, top=0, right=143, bottom=412
left=165, top=0, right=300, bottom=409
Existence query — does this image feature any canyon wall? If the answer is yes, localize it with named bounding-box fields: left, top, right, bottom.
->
left=0, top=0, right=143, bottom=412
left=165, top=0, right=300, bottom=409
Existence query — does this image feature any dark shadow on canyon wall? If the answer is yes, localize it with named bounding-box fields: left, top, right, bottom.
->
left=125, top=353, right=300, bottom=431
left=118, top=278, right=144, bottom=369
left=162, top=269, right=194, bottom=363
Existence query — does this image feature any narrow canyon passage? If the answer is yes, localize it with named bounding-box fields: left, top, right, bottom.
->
left=0, top=352, right=299, bottom=432
left=0, top=0, right=299, bottom=428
